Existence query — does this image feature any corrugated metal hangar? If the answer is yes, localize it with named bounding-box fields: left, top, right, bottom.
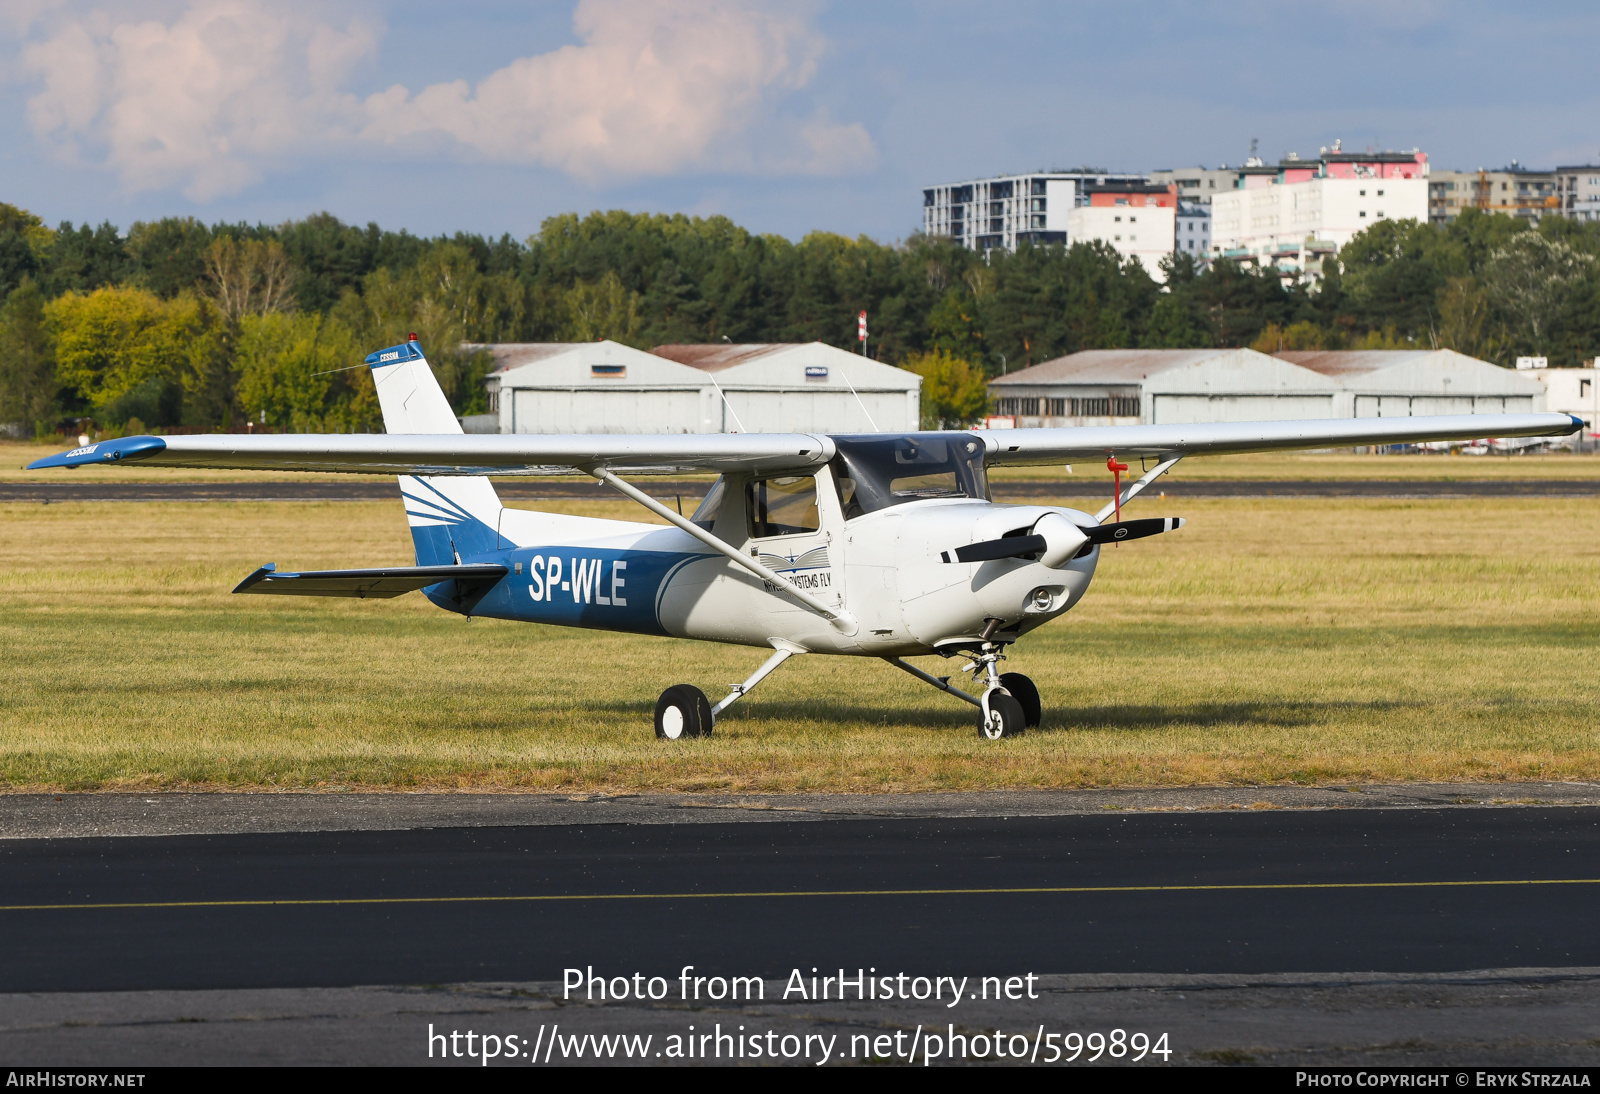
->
left=477, top=341, right=919, bottom=435
left=990, top=348, right=1341, bottom=426
left=990, top=348, right=1546, bottom=427
left=1275, top=350, right=1545, bottom=417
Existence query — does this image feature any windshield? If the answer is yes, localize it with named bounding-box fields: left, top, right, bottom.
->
left=830, top=433, right=989, bottom=519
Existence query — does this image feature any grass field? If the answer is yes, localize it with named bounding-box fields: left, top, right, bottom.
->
left=2, top=489, right=1597, bottom=794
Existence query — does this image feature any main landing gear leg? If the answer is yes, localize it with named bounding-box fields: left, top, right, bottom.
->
left=655, top=646, right=798, bottom=741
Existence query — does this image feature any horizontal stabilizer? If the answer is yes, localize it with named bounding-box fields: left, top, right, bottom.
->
left=232, top=562, right=508, bottom=598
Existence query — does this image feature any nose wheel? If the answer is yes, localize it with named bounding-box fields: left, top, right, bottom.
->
left=980, top=690, right=1026, bottom=739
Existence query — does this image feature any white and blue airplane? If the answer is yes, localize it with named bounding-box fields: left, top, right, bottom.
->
left=30, top=339, right=1581, bottom=740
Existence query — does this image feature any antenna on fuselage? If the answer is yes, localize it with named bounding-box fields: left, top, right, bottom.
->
left=706, top=371, right=748, bottom=433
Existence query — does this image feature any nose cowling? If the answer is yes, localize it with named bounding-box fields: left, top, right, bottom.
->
left=1033, top=512, right=1090, bottom=569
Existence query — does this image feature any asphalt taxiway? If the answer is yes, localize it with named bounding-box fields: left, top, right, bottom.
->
left=2, top=789, right=1597, bottom=1065
left=1, top=795, right=1596, bottom=993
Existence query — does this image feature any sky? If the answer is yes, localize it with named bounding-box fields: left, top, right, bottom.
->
left=1, top=0, right=1598, bottom=244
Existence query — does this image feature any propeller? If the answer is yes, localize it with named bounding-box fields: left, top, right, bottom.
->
left=942, top=516, right=1184, bottom=565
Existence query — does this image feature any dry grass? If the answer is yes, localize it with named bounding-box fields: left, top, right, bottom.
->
left=1, top=494, right=1598, bottom=793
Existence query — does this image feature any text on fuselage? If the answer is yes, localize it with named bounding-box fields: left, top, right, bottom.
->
left=526, top=555, right=628, bottom=606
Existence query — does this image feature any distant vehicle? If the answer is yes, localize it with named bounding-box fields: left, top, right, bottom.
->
left=31, top=339, right=1580, bottom=741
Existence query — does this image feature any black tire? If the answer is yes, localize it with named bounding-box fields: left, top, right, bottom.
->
left=978, top=691, right=1026, bottom=740
left=655, top=684, right=713, bottom=740
left=999, top=672, right=1041, bottom=728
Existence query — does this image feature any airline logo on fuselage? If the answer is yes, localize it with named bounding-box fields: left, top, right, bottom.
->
left=526, top=554, right=627, bottom=606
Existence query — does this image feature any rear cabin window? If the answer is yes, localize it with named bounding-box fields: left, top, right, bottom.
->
left=746, top=475, right=820, bottom=538
left=690, top=477, right=726, bottom=530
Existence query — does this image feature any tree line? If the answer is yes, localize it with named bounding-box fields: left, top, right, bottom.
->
left=1, top=201, right=1597, bottom=436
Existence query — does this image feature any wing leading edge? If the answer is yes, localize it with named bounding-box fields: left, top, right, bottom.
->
left=26, top=432, right=835, bottom=476
left=973, top=413, right=1581, bottom=465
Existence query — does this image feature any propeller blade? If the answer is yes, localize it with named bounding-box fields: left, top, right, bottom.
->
left=1083, top=517, right=1185, bottom=544
left=942, top=517, right=1184, bottom=564
left=941, top=534, right=1046, bottom=564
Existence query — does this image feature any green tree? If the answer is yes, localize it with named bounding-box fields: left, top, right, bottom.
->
left=0, top=280, right=58, bottom=434
left=236, top=312, right=368, bottom=431
left=1485, top=232, right=1595, bottom=359
left=902, top=349, right=988, bottom=427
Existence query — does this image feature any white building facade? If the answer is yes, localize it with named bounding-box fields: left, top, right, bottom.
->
left=1210, top=151, right=1429, bottom=279
left=1066, top=204, right=1175, bottom=277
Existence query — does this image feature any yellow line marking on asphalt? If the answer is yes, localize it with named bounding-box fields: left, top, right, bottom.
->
left=2, top=877, right=1597, bottom=912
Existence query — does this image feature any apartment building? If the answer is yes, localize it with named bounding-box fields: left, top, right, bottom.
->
left=1428, top=164, right=1559, bottom=224
left=1148, top=166, right=1244, bottom=204
left=1209, top=149, right=1428, bottom=279
left=921, top=170, right=1145, bottom=252
left=1556, top=166, right=1600, bottom=223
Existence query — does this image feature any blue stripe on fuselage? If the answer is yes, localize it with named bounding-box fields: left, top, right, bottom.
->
left=463, top=546, right=708, bottom=636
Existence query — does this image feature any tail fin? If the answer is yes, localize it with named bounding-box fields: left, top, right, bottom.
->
left=367, top=338, right=503, bottom=565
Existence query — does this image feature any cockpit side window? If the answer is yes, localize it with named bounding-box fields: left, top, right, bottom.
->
left=746, top=475, right=821, bottom=538
left=830, top=433, right=989, bottom=518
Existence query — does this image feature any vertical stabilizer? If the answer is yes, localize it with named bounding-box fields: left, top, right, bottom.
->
left=366, top=338, right=503, bottom=565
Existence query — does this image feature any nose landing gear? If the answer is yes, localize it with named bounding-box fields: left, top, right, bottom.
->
left=885, top=619, right=1042, bottom=740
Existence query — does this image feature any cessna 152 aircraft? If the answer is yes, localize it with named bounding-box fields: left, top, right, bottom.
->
left=30, top=338, right=1581, bottom=741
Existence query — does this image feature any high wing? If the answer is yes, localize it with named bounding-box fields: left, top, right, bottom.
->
left=974, top=413, right=1580, bottom=464
left=26, top=432, right=836, bottom=476
left=25, top=413, right=1579, bottom=476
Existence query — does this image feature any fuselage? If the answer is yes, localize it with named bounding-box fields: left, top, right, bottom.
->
left=436, top=463, right=1099, bottom=657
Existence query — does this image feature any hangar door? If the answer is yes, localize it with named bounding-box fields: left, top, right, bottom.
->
left=1354, top=395, right=1534, bottom=417
left=725, top=390, right=911, bottom=433
left=1152, top=393, right=1336, bottom=424
left=511, top=388, right=703, bottom=434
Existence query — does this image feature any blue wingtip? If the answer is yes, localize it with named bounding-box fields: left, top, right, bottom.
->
left=26, top=435, right=167, bottom=470
left=1571, top=415, right=1586, bottom=434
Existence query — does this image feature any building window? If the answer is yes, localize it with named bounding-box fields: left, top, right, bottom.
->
left=1017, top=397, right=1040, bottom=416
left=1047, top=397, right=1067, bottom=416
left=1359, top=189, right=1366, bottom=196
left=1112, top=396, right=1139, bottom=417
left=1359, top=211, right=1367, bottom=217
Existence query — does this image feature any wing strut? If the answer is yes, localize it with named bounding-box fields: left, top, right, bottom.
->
left=592, top=469, right=859, bottom=635
left=1093, top=456, right=1182, bottom=524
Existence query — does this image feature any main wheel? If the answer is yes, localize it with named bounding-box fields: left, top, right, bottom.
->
left=654, top=684, right=713, bottom=740
left=979, top=690, right=1026, bottom=740
left=998, top=672, right=1041, bottom=728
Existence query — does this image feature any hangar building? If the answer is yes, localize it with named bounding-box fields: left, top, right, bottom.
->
left=1274, top=350, right=1547, bottom=417
left=989, top=347, right=1547, bottom=427
left=989, top=348, right=1341, bottom=427
left=480, top=340, right=918, bottom=435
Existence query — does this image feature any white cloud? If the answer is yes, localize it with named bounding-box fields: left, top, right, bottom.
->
left=361, top=0, right=872, bottom=178
left=15, top=0, right=873, bottom=199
